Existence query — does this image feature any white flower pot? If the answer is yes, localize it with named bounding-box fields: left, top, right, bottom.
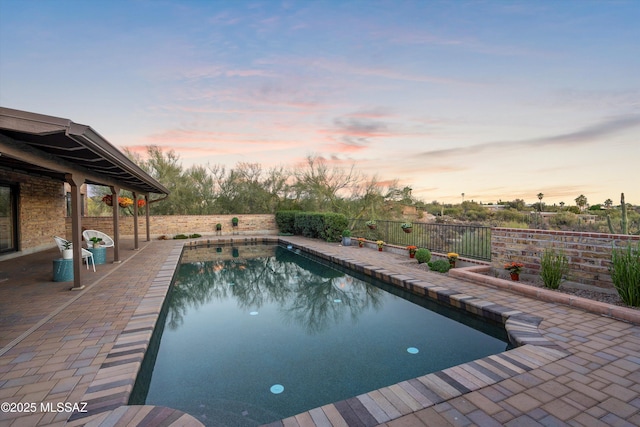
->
left=62, top=249, right=73, bottom=259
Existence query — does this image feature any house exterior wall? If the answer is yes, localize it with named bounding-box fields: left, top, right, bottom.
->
left=0, top=170, right=66, bottom=254
left=492, top=227, right=640, bottom=289
left=71, top=214, right=278, bottom=239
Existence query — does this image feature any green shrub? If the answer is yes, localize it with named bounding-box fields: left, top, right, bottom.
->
left=415, top=248, right=431, bottom=264
left=322, top=213, right=348, bottom=242
left=540, top=248, right=569, bottom=289
left=342, top=229, right=352, bottom=237
left=294, top=212, right=320, bottom=237
left=292, top=212, right=348, bottom=242
left=493, top=208, right=528, bottom=224
left=173, top=234, right=188, bottom=239
left=610, top=242, right=640, bottom=306
left=189, top=233, right=202, bottom=238
left=275, top=210, right=299, bottom=234
left=548, top=212, right=579, bottom=229
left=428, top=259, right=450, bottom=273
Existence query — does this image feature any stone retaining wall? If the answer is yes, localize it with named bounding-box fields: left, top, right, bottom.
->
left=67, top=214, right=278, bottom=239
left=491, top=227, right=640, bottom=289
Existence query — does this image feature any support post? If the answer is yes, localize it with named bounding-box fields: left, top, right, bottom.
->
left=65, top=173, right=86, bottom=290
left=144, top=194, right=150, bottom=242
left=110, top=185, right=121, bottom=263
left=133, top=191, right=139, bottom=250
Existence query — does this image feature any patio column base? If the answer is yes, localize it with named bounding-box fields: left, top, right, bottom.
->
left=69, top=285, right=85, bottom=291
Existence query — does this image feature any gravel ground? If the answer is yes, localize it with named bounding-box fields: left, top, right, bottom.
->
left=403, top=261, right=636, bottom=310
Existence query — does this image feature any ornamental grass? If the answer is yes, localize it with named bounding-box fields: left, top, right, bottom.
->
left=540, top=249, right=569, bottom=290
left=610, top=242, right=640, bottom=307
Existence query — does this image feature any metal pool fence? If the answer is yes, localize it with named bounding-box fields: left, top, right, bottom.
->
left=350, top=219, right=492, bottom=261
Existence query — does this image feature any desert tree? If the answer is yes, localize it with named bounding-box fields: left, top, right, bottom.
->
left=575, top=194, right=588, bottom=211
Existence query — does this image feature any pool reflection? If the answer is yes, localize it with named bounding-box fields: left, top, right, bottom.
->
left=168, top=245, right=384, bottom=334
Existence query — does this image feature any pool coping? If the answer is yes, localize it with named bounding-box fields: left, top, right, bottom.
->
left=69, top=236, right=576, bottom=426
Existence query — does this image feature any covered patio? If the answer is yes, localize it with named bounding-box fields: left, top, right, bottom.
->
left=0, top=239, right=146, bottom=351
left=0, top=107, right=169, bottom=290
left=0, top=235, right=201, bottom=426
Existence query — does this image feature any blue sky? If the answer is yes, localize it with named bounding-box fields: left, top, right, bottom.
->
left=1, top=0, right=639, bottom=205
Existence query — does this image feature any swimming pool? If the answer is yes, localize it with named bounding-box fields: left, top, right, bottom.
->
left=132, top=243, right=508, bottom=426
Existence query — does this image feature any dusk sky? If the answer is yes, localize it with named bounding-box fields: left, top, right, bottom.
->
left=1, top=0, right=639, bottom=205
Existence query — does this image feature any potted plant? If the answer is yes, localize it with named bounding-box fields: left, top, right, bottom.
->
left=341, top=229, right=352, bottom=246
left=62, top=241, right=73, bottom=259
left=118, top=197, right=133, bottom=209
left=232, top=217, right=239, bottom=227
left=357, top=237, right=365, bottom=248
left=407, top=245, right=418, bottom=258
left=401, top=222, right=413, bottom=233
left=504, top=261, right=524, bottom=281
left=447, top=252, right=459, bottom=268
left=89, top=236, right=103, bottom=248
left=216, top=223, right=222, bottom=232
left=366, top=220, right=377, bottom=230
left=376, top=240, right=385, bottom=251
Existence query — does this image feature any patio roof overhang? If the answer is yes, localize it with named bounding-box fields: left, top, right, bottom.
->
left=0, top=107, right=170, bottom=290
left=0, top=107, right=169, bottom=195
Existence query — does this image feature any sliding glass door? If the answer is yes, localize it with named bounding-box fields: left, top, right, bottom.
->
left=0, top=184, right=17, bottom=253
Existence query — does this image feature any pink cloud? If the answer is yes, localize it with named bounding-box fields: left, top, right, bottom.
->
left=146, top=129, right=247, bottom=143
left=322, top=142, right=370, bottom=153
left=125, top=144, right=230, bottom=156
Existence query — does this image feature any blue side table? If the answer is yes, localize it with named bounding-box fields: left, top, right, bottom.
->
left=53, top=258, right=74, bottom=282
left=88, top=246, right=107, bottom=265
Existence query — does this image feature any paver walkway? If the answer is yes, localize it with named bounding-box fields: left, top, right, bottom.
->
left=0, top=236, right=639, bottom=426
left=0, top=240, right=199, bottom=426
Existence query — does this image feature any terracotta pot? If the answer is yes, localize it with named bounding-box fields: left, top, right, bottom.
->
left=403, top=228, right=412, bottom=233
left=449, top=261, right=455, bottom=268
left=358, top=243, right=364, bottom=248
left=510, top=273, right=520, bottom=281
left=378, top=247, right=383, bottom=251
left=409, top=253, right=415, bottom=258
left=368, top=225, right=377, bottom=230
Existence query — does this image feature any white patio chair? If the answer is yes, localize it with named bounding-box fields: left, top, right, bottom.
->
left=53, top=236, right=96, bottom=272
left=82, top=230, right=115, bottom=248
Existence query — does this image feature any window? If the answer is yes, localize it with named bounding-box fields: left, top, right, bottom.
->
left=65, top=192, right=86, bottom=217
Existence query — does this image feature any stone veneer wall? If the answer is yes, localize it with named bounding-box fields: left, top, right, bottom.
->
left=0, top=171, right=66, bottom=254
left=70, top=214, right=278, bottom=239
left=492, top=227, right=640, bottom=289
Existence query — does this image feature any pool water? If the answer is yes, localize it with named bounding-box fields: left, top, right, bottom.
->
left=132, top=243, right=508, bottom=426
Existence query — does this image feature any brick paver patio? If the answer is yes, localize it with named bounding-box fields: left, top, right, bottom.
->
left=1, top=236, right=639, bottom=426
